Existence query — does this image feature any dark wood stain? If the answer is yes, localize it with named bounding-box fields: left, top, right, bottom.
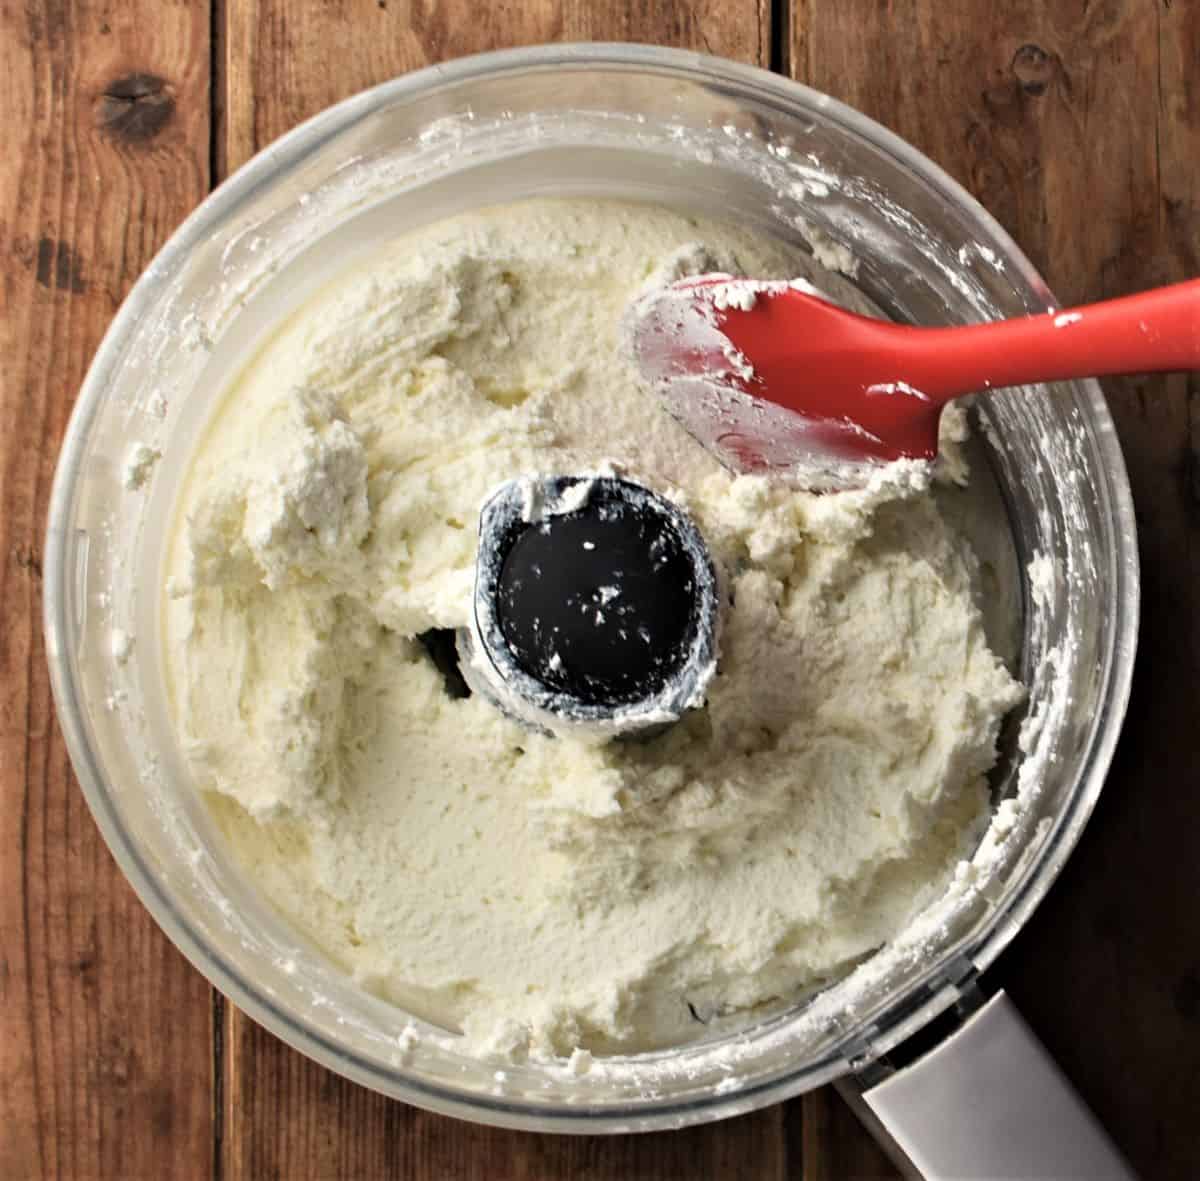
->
left=1010, top=43, right=1056, bottom=96
left=34, top=236, right=87, bottom=293
left=95, top=72, right=175, bottom=141
left=12, top=545, right=43, bottom=578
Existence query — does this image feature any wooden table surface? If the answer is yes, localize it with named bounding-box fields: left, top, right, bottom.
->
left=4, top=1, right=1199, bottom=1177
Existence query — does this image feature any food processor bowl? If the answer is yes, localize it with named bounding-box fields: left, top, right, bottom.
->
left=44, top=45, right=1138, bottom=1134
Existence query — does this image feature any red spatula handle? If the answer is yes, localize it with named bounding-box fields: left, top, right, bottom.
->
left=900, top=278, right=1200, bottom=403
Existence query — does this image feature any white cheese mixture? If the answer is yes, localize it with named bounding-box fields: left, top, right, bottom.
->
left=165, top=199, right=1023, bottom=1059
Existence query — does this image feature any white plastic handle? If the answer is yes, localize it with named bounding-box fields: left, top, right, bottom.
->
left=862, top=990, right=1138, bottom=1180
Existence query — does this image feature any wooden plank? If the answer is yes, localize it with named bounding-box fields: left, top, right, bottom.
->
left=228, top=1010, right=784, bottom=1181
left=789, top=1090, right=897, bottom=1181
left=217, top=4, right=786, bottom=1178
left=221, top=0, right=771, bottom=173
left=791, top=2, right=1200, bottom=1177
left=0, top=1, right=216, bottom=1179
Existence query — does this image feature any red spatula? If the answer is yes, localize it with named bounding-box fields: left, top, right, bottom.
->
left=626, top=274, right=1200, bottom=487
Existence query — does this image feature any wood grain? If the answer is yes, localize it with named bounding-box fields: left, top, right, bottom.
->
left=220, top=0, right=770, bottom=173
left=225, top=1014, right=784, bottom=1181
left=792, top=2, right=1200, bottom=1177
left=0, top=1, right=215, bottom=1179
left=790, top=1088, right=896, bottom=1181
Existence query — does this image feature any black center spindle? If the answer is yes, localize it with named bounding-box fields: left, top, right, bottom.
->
left=495, top=480, right=699, bottom=706
left=464, top=474, right=719, bottom=735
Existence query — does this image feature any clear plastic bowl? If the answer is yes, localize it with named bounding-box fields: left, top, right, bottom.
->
left=44, top=45, right=1138, bottom=1132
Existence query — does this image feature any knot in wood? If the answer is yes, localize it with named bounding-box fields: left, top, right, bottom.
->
left=1011, top=44, right=1055, bottom=96
left=94, top=73, right=174, bottom=141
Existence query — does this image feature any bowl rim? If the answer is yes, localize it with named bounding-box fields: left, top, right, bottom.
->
left=44, top=42, right=1140, bottom=1132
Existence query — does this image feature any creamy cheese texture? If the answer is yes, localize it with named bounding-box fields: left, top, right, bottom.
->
left=165, top=199, right=1023, bottom=1059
